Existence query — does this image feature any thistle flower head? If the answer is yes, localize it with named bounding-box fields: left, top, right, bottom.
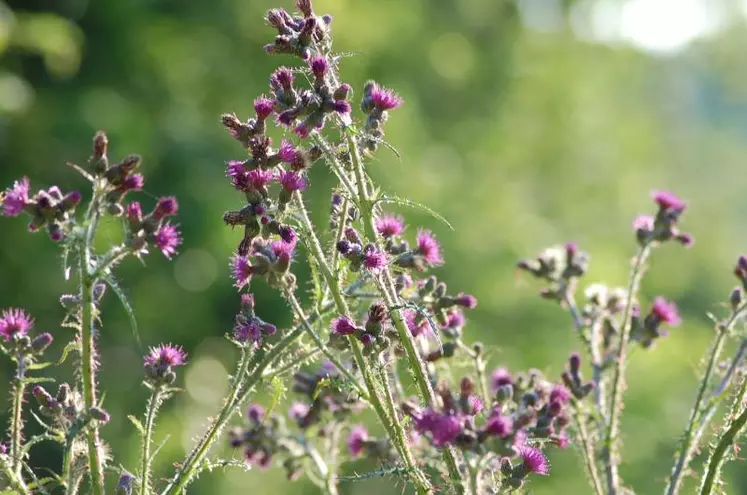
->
left=271, top=67, right=294, bottom=89
left=144, top=344, right=187, bottom=369
left=362, top=245, right=387, bottom=272
left=650, top=296, right=681, bottom=326
left=246, top=169, right=276, bottom=190
left=309, top=55, right=328, bottom=78
left=231, top=254, right=254, bottom=289
left=367, top=82, right=403, bottom=111
left=376, top=214, right=405, bottom=238
left=331, top=316, right=356, bottom=336
left=491, top=367, right=512, bottom=391
left=0, top=308, right=34, bottom=341
left=277, top=140, right=298, bottom=164
left=486, top=414, right=513, bottom=438
left=254, top=96, right=275, bottom=120
left=414, top=409, right=462, bottom=446
left=416, top=229, right=444, bottom=266
left=154, top=196, right=179, bottom=219
left=518, top=445, right=550, bottom=475
left=347, top=425, right=368, bottom=456
left=278, top=171, right=308, bottom=192
left=2, top=177, right=30, bottom=217
left=153, top=223, right=181, bottom=259
left=652, top=190, right=686, bottom=213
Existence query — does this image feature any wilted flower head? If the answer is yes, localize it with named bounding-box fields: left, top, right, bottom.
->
left=0, top=308, right=34, bottom=341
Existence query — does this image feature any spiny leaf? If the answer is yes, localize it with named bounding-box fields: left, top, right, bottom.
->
left=265, top=375, right=287, bottom=417
left=102, top=273, right=142, bottom=349
left=128, top=415, right=145, bottom=436
left=376, top=195, right=454, bottom=231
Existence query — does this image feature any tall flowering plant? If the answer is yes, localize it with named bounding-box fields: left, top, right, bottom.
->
left=1, top=1, right=746, bottom=495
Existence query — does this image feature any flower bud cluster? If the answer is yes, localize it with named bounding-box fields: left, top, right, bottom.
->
left=630, top=296, right=681, bottom=349
left=230, top=237, right=298, bottom=290
left=231, top=293, right=278, bottom=347
left=1, top=176, right=80, bottom=241
left=0, top=308, right=54, bottom=362
left=33, top=382, right=109, bottom=426
left=517, top=242, right=589, bottom=303
left=633, top=190, right=693, bottom=248
left=143, top=343, right=187, bottom=386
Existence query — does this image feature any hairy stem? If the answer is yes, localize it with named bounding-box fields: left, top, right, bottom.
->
left=665, top=303, right=746, bottom=495
left=291, top=190, right=432, bottom=494
left=139, top=385, right=163, bottom=495
left=603, top=243, right=651, bottom=495
left=161, top=313, right=322, bottom=495
left=573, top=408, right=605, bottom=495
left=62, top=441, right=78, bottom=495
left=344, top=130, right=466, bottom=494
left=10, top=360, right=25, bottom=474
left=0, top=453, right=29, bottom=495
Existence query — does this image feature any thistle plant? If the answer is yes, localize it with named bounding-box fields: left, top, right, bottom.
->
left=1, top=1, right=746, bottom=495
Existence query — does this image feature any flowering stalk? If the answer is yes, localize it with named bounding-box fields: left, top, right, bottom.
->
left=290, top=191, right=433, bottom=493
left=698, top=375, right=747, bottom=495
left=139, top=385, right=164, bottom=495
left=343, top=130, right=466, bottom=493
left=0, top=454, right=29, bottom=494
left=9, top=360, right=25, bottom=474
left=572, top=407, right=605, bottom=495
left=665, top=301, right=747, bottom=495
left=603, top=243, right=651, bottom=494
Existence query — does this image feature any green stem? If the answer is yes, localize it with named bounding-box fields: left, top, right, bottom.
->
left=139, top=385, right=163, bottom=495
left=10, top=364, right=25, bottom=474
left=665, top=304, right=746, bottom=495
left=344, top=130, right=466, bottom=494
left=291, top=190, right=432, bottom=494
left=80, top=269, right=105, bottom=495
left=573, top=408, right=605, bottom=495
left=161, top=314, right=322, bottom=495
left=62, top=441, right=78, bottom=495
left=698, top=377, right=747, bottom=495
left=603, top=243, right=651, bottom=495
left=0, top=453, right=29, bottom=495
left=283, top=290, right=369, bottom=401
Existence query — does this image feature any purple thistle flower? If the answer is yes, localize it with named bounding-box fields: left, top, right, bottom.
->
left=270, top=239, right=296, bottom=258
left=485, top=415, right=513, bottom=438
left=278, top=225, right=296, bottom=244
left=254, top=96, right=275, bottom=120
left=247, top=404, right=265, bottom=423
left=370, top=83, right=403, bottom=111
left=288, top=402, right=309, bottom=423
left=416, top=229, right=444, bottom=266
left=127, top=202, right=142, bottom=222
left=518, top=445, right=550, bottom=475
left=347, top=425, right=368, bottom=457
left=226, top=160, right=246, bottom=178
left=2, top=177, right=30, bottom=217
left=231, top=254, right=254, bottom=289
left=144, top=344, right=187, bottom=368
left=362, top=245, right=387, bottom=272
left=650, top=297, right=681, bottom=326
left=443, top=310, right=465, bottom=330
left=120, top=173, right=144, bottom=192
left=404, top=309, right=429, bottom=338
left=332, top=100, right=351, bottom=114
left=376, top=214, right=405, bottom=238
left=153, top=223, right=181, bottom=259
left=277, top=140, right=298, bottom=164
left=491, top=367, right=512, bottom=392
left=455, top=293, right=478, bottom=309
left=632, top=214, right=654, bottom=232
left=278, top=171, right=308, bottom=192
left=277, top=110, right=297, bottom=126
left=294, top=122, right=310, bottom=138
left=309, top=55, right=328, bottom=78
left=153, top=196, right=179, bottom=219
left=549, top=384, right=572, bottom=404
left=233, top=317, right=263, bottom=344
left=246, top=169, right=275, bottom=190
left=358, top=333, right=375, bottom=346
left=0, top=308, right=34, bottom=341
left=331, top=316, right=357, bottom=336
left=415, top=410, right=462, bottom=446
left=652, top=190, right=686, bottom=213
left=271, top=67, right=294, bottom=90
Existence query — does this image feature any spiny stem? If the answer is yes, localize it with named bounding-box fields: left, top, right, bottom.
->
left=139, top=385, right=163, bottom=495
left=698, top=376, right=747, bottom=495
left=0, top=453, right=29, bottom=495
left=291, top=191, right=432, bottom=494
left=80, top=269, right=105, bottom=495
left=666, top=303, right=747, bottom=495
left=283, top=290, right=369, bottom=401
left=573, top=408, right=605, bottom=495
left=10, top=362, right=25, bottom=474
left=344, top=130, right=466, bottom=494
left=603, top=243, right=651, bottom=495
left=456, top=340, right=490, bottom=409
left=161, top=313, right=323, bottom=495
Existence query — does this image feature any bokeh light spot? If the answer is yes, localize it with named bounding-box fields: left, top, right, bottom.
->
left=429, top=32, right=475, bottom=83
left=174, top=249, right=218, bottom=293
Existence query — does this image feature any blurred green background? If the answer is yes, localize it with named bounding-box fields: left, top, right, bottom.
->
left=2, top=0, right=747, bottom=493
